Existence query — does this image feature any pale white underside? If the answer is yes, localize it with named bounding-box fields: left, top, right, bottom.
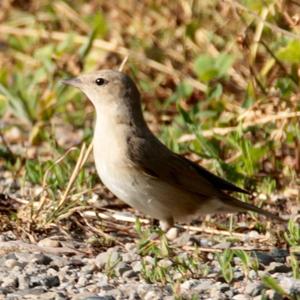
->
left=93, top=112, right=228, bottom=224
left=93, top=150, right=226, bottom=223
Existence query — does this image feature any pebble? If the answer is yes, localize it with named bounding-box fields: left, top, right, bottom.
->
left=95, top=249, right=121, bottom=269
left=158, top=259, right=172, bottom=268
left=38, top=238, right=61, bottom=248
left=234, top=270, right=244, bottom=280
left=165, top=227, right=178, bottom=240
left=18, top=275, right=30, bottom=290
left=245, top=230, right=260, bottom=240
left=232, top=294, right=251, bottom=300
left=270, top=249, right=289, bottom=263
left=81, top=263, right=96, bottom=274
left=84, top=297, right=116, bottom=300
left=15, top=253, right=30, bottom=263
left=68, top=258, right=85, bottom=268
left=77, top=276, right=90, bottom=287
left=4, top=259, right=18, bottom=268
left=115, top=262, right=131, bottom=277
left=245, top=282, right=264, bottom=296
left=213, top=241, right=231, bottom=249
left=6, top=287, right=47, bottom=299
left=255, top=251, right=275, bottom=265
left=248, top=269, right=258, bottom=280
left=199, top=238, right=210, bottom=247
left=266, top=262, right=291, bottom=274
left=122, top=270, right=138, bottom=279
left=1, top=277, right=18, bottom=289
left=265, top=289, right=284, bottom=300
left=195, top=279, right=214, bottom=292
left=225, top=289, right=234, bottom=298
left=43, top=276, right=60, bottom=288
left=33, top=253, right=53, bottom=265
left=132, top=261, right=142, bottom=272
left=279, top=277, right=300, bottom=295
left=181, top=279, right=202, bottom=290
left=218, top=283, right=230, bottom=292
left=175, top=232, right=190, bottom=246
left=0, top=234, right=297, bottom=299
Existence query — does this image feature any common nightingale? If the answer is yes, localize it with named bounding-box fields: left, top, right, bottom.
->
left=62, top=70, right=281, bottom=230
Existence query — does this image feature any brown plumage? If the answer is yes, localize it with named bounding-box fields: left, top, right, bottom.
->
left=62, top=70, right=283, bottom=230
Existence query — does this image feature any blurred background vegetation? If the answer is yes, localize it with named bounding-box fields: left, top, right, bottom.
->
left=0, top=0, right=299, bottom=238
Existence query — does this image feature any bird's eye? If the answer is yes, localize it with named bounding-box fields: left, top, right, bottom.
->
left=95, top=78, right=107, bottom=86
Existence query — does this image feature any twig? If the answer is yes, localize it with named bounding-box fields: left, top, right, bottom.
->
left=0, top=240, right=82, bottom=255
left=56, top=205, right=89, bottom=221
left=57, top=142, right=93, bottom=209
left=249, top=5, right=270, bottom=64
left=249, top=65, right=267, bottom=95
left=83, top=210, right=268, bottom=240
left=79, top=212, right=123, bottom=246
left=226, top=0, right=300, bottom=40
left=53, top=1, right=89, bottom=33
left=34, top=146, right=77, bottom=219
left=119, top=55, right=129, bottom=72
left=289, top=0, right=300, bottom=7
left=183, top=245, right=273, bottom=252
left=259, top=40, right=297, bottom=84
left=177, top=111, right=300, bottom=142
left=0, top=129, right=15, bottom=162
left=179, top=224, right=267, bottom=240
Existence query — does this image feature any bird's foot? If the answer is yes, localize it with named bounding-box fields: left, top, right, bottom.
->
left=159, top=218, right=174, bottom=231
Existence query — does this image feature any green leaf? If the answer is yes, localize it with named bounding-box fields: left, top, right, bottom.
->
left=176, top=81, right=193, bottom=99
left=186, top=21, right=200, bottom=40
left=262, top=276, right=289, bottom=297
left=290, top=254, right=300, bottom=279
left=242, top=95, right=254, bottom=109
left=193, top=131, right=220, bottom=159
left=207, top=83, right=223, bottom=101
left=0, top=95, right=8, bottom=117
left=177, top=103, right=193, bottom=124
left=165, top=81, right=193, bottom=107
left=215, top=53, right=235, bottom=77
left=194, top=53, right=234, bottom=82
left=34, top=45, right=56, bottom=73
left=240, top=0, right=272, bottom=11
left=0, top=83, right=32, bottom=123
left=159, top=235, right=170, bottom=257
left=25, top=160, right=42, bottom=184
left=284, top=219, right=300, bottom=247
left=277, top=40, right=300, bottom=63
left=79, top=28, right=98, bottom=60
left=85, top=13, right=107, bottom=38
left=194, top=54, right=217, bottom=82
left=217, top=249, right=234, bottom=283
left=234, top=250, right=250, bottom=266
left=276, top=77, right=296, bottom=97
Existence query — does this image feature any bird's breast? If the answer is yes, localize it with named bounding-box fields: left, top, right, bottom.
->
left=92, top=120, right=225, bottom=221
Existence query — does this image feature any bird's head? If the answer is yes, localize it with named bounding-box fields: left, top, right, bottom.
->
left=62, top=70, right=141, bottom=119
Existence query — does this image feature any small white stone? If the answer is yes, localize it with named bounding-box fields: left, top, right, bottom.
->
left=38, top=238, right=61, bottom=248
left=166, top=227, right=178, bottom=240
left=4, top=259, right=17, bottom=268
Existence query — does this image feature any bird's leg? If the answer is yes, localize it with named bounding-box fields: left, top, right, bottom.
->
left=159, top=218, right=174, bottom=231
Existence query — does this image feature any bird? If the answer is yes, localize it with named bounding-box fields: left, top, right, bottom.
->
left=62, top=69, right=282, bottom=231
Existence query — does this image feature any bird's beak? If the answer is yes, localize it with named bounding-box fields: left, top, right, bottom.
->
left=61, top=77, right=82, bottom=88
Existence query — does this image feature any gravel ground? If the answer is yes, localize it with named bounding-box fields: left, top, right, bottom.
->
left=0, top=230, right=299, bottom=300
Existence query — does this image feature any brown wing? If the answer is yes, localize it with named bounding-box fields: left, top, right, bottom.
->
left=182, top=157, right=250, bottom=194
left=126, top=134, right=286, bottom=221
left=128, top=135, right=242, bottom=198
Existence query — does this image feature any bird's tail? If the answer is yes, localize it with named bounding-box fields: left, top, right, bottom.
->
left=220, top=193, right=284, bottom=223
